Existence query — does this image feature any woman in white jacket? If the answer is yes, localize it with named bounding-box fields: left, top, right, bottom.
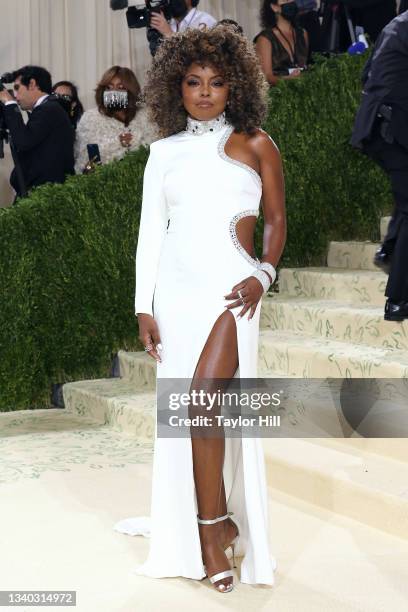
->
left=74, top=66, right=157, bottom=173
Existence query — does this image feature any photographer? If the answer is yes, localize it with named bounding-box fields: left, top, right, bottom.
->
left=0, top=65, right=74, bottom=200
left=111, top=1, right=216, bottom=56
left=149, top=0, right=216, bottom=35
left=147, top=0, right=216, bottom=54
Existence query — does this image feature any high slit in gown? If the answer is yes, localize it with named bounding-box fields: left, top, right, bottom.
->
left=114, top=114, right=277, bottom=585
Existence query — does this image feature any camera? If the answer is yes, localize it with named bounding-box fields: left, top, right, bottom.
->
left=0, top=72, right=14, bottom=91
left=110, top=0, right=177, bottom=55
left=128, top=2, right=172, bottom=29
left=110, top=0, right=172, bottom=29
left=0, top=73, right=15, bottom=159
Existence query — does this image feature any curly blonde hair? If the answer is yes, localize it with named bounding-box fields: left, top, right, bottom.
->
left=143, top=26, right=269, bottom=137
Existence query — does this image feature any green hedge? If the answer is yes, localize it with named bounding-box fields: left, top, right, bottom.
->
left=0, top=148, right=148, bottom=411
left=0, top=53, right=390, bottom=411
left=257, top=53, right=390, bottom=265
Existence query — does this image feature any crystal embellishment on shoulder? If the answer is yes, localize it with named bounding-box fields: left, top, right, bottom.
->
left=229, top=210, right=261, bottom=268
left=218, top=125, right=263, bottom=189
left=186, top=111, right=229, bottom=136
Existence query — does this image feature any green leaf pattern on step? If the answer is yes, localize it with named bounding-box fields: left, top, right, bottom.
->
left=117, top=350, right=156, bottom=389
left=261, top=299, right=408, bottom=351
left=0, top=411, right=153, bottom=484
left=279, top=268, right=387, bottom=307
left=63, top=379, right=156, bottom=438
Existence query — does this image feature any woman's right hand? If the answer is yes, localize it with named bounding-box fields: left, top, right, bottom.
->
left=137, top=313, right=162, bottom=363
left=119, top=131, right=133, bottom=148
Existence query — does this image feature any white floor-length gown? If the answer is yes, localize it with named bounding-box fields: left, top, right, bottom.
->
left=114, top=113, right=277, bottom=585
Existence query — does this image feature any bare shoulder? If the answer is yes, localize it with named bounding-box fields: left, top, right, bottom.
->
left=247, top=128, right=281, bottom=161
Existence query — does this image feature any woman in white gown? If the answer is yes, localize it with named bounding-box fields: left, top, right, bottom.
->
left=114, top=26, right=286, bottom=592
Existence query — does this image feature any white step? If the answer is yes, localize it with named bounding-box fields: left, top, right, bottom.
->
left=263, top=437, right=408, bottom=540
left=258, top=329, right=408, bottom=378
left=307, top=437, right=408, bottom=465
left=118, top=350, right=156, bottom=389
left=381, top=215, right=392, bottom=240
left=59, top=376, right=408, bottom=545
left=260, top=297, right=408, bottom=351
left=61, top=372, right=408, bottom=465
left=327, top=241, right=381, bottom=270
left=63, top=378, right=155, bottom=438
left=278, top=267, right=386, bottom=307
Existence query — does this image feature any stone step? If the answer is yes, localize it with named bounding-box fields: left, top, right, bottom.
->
left=60, top=377, right=408, bottom=541
left=117, top=350, right=156, bottom=389
left=260, top=297, right=408, bottom=351
left=381, top=215, right=391, bottom=241
left=61, top=370, right=408, bottom=465
left=278, top=267, right=386, bottom=307
left=258, top=330, right=408, bottom=378
left=63, top=378, right=155, bottom=438
left=109, top=324, right=408, bottom=387
left=327, top=241, right=381, bottom=270
left=263, top=437, right=408, bottom=540
left=62, top=373, right=408, bottom=463
left=60, top=373, right=408, bottom=541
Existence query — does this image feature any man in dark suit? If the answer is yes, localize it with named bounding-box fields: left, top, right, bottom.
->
left=351, top=10, right=408, bottom=322
left=0, top=65, right=75, bottom=199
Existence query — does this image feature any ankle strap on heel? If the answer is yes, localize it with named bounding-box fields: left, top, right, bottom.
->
left=197, top=511, right=233, bottom=525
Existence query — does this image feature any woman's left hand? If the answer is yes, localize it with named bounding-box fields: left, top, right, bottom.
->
left=224, top=276, right=264, bottom=320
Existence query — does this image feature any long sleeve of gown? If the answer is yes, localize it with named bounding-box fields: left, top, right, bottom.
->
left=135, top=142, right=168, bottom=316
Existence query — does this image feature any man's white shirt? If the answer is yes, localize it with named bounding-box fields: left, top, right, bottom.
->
left=170, top=8, right=217, bottom=33
left=33, top=94, right=49, bottom=108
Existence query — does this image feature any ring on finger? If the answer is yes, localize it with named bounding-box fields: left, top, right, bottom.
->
left=238, top=290, right=246, bottom=304
left=144, top=343, right=153, bottom=352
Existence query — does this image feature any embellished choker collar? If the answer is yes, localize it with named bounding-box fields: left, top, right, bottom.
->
left=186, top=111, right=229, bottom=136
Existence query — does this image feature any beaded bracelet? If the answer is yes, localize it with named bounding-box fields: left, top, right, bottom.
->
left=252, top=268, right=271, bottom=293
left=260, top=261, right=277, bottom=285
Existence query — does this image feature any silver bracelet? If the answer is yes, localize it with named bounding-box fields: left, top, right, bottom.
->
left=259, top=261, right=277, bottom=285
left=252, top=268, right=271, bottom=293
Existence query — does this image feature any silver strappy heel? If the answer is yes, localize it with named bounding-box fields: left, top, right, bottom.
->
left=197, top=511, right=240, bottom=593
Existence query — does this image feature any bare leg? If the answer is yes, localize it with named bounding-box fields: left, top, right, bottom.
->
left=189, top=310, right=239, bottom=590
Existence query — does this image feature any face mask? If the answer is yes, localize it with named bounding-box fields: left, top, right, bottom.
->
left=280, top=2, right=298, bottom=21
left=170, top=0, right=188, bottom=18
left=55, top=94, right=73, bottom=113
left=103, top=89, right=128, bottom=109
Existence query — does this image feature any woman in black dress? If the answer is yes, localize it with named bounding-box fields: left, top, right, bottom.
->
left=254, top=0, right=309, bottom=86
